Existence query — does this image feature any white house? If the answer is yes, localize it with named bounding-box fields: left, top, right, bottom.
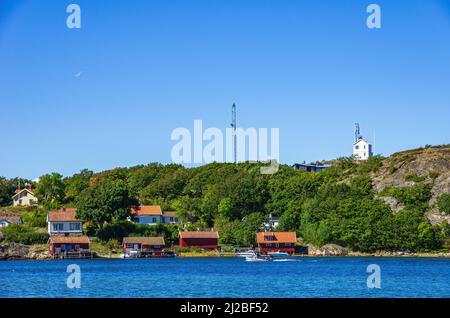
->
left=0, top=215, right=23, bottom=227
left=131, top=205, right=163, bottom=225
left=47, top=208, right=83, bottom=235
left=262, top=213, right=280, bottom=230
left=353, top=137, right=373, bottom=160
left=162, top=211, right=180, bottom=224
left=12, top=188, right=38, bottom=206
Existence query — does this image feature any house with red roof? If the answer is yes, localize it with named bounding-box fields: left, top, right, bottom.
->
left=48, top=235, right=91, bottom=257
left=179, top=231, right=219, bottom=249
left=47, top=208, right=83, bottom=235
left=122, top=237, right=165, bottom=256
left=130, top=205, right=163, bottom=225
left=12, top=186, right=38, bottom=207
left=256, top=232, right=297, bottom=255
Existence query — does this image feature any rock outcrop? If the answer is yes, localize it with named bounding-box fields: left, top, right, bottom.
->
left=0, top=243, right=51, bottom=260
left=0, top=243, right=30, bottom=260
left=308, top=244, right=348, bottom=256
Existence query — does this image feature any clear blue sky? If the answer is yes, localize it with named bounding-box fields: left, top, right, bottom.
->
left=1, top=0, right=449, bottom=179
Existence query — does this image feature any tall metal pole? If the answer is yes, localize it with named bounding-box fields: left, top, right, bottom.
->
left=231, top=103, right=237, bottom=163
left=354, top=123, right=360, bottom=142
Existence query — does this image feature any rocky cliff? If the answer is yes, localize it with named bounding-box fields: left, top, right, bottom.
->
left=370, top=145, right=450, bottom=224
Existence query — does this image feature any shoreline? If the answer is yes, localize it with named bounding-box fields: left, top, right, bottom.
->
left=2, top=252, right=450, bottom=261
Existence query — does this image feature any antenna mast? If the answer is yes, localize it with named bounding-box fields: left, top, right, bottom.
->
left=231, top=103, right=237, bottom=163
left=354, top=123, right=360, bottom=143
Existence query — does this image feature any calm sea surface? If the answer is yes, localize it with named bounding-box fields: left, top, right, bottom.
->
left=1, top=257, right=450, bottom=298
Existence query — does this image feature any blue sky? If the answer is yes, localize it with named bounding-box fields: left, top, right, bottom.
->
left=1, top=0, right=449, bottom=179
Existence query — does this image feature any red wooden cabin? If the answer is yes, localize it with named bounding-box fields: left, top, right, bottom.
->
left=179, top=231, right=219, bottom=249
left=48, top=236, right=90, bottom=255
left=122, top=237, right=165, bottom=256
left=256, top=232, right=296, bottom=254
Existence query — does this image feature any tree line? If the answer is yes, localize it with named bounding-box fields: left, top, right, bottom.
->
left=1, top=157, right=449, bottom=251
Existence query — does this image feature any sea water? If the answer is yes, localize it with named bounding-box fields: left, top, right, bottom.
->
left=1, top=257, right=449, bottom=298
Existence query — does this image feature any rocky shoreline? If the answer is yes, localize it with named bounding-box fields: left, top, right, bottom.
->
left=1, top=242, right=450, bottom=260
left=0, top=243, right=52, bottom=261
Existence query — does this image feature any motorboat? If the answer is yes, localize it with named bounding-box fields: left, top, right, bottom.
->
left=245, top=255, right=269, bottom=262
left=119, top=250, right=140, bottom=259
left=235, top=250, right=257, bottom=258
left=267, top=251, right=289, bottom=258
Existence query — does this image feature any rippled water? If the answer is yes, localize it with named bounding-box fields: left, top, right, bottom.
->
left=1, top=257, right=450, bottom=298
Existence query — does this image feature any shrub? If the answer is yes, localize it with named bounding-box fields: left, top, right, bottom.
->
left=383, top=184, right=432, bottom=212
left=437, top=194, right=450, bottom=214
left=387, top=163, right=397, bottom=174
left=2, top=224, right=49, bottom=245
left=355, top=156, right=384, bottom=174
left=429, top=171, right=440, bottom=180
left=404, top=173, right=426, bottom=183
left=22, top=209, right=47, bottom=228
left=96, top=221, right=180, bottom=246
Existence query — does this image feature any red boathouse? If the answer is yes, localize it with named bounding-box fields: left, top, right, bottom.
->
left=122, top=237, right=165, bottom=256
left=179, top=231, right=219, bottom=249
left=256, top=232, right=297, bottom=255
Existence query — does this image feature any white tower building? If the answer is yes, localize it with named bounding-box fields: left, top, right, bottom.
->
left=353, top=123, right=373, bottom=160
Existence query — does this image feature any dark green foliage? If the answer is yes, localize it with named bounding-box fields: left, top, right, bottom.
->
left=215, top=212, right=267, bottom=246
left=355, top=155, right=384, bottom=174
left=2, top=224, right=49, bottom=245
left=35, top=173, right=66, bottom=206
left=4, top=151, right=447, bottom=251
left=404, top=173, right=427, bottom=183
left=0, top=177, right=14, bottom=207
left=437, top=194, right=450, bottom=214
left=76, top=179, right=138, bottom=232
left=64, top=169, right=93, bottom=202
left=96, top=222, right=179, bottom=246
left=382, top=184, right=432, bottom=212
left=21, top=208, right=47, bottom=228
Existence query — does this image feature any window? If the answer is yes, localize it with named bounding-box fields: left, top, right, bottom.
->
left=152, top=217, right=157, bottom=223
left=70, top=223, right=81, bottom=231
left=264, top=235, right=275, bottom=241
left=175, top=218, right=179, bottom=222
left=170, top=217, right=174, bottom=222
left=53, top=223, right=64, bottom=232
left=285, top=243, right=291, bottom=247
left=266, top=243, right=272, bottom=247
left=154, top=245, right=160, bottom=249
left=355, top=146, right=359, bottom=150
left=75, top=244, right=80, bottom=250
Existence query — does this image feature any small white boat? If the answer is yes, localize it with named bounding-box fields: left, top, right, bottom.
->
left=120, top=250, right=140, bottom=259
left=235, top=250, right=257, bottom=258
left=245, top=255, right=269, bottom=262
left=267, top=251, right=289, bottom=258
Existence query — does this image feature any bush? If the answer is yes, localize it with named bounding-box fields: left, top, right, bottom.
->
left=437, top=194, right=450, bottom=214
left=96, top=221, right=180, bottom=246
left=355, top=155, right=384, bottom=174
left=383, top=184, right=432, bottom=212
left=22, top=209, right=47, bottom=228
left=2, top=224, right=49, bottom=245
